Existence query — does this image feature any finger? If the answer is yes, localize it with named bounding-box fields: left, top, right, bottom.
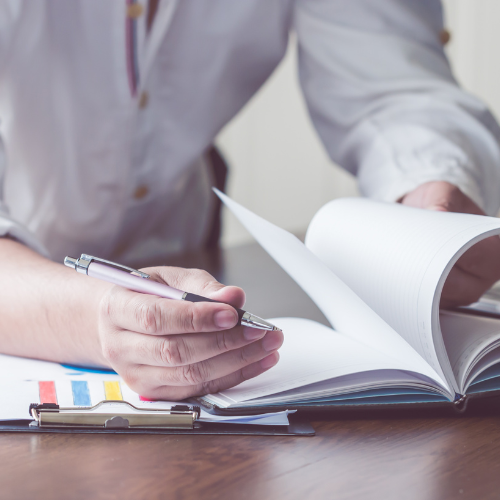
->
left=103, top=287, right=239, bottom=335
left=104, top=325, right=267, bottom=367
left=138, top=328, right=283, bottom=386
left=441, top=266, right=488, bottom=309
left=125, top=329, right=284, bottom=393
left=401, top=181, right=484, bottom=215
left=142, top=266, right=246, bottom=309
left=453, top=236, right=500, bottom=281
left=136, top=352, right=280, bottom=401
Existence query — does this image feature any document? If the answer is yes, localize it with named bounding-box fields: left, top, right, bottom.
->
left=0, top=354, right=291, bottom=425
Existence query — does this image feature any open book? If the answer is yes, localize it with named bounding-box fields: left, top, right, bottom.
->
left=200, top=191, right=500, bottom=413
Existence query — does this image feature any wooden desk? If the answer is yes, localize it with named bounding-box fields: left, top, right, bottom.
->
left=2, top=244, right=500, bottom=500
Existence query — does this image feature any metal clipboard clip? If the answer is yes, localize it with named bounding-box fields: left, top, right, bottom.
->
left=29, top=401, right=201, bottom=430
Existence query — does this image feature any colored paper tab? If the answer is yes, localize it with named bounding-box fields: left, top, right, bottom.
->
left=39, top=381, right=57, bottom=404
left=104, top=381, right=122, bottom=400
left=72, top=381, right=91, bottom=406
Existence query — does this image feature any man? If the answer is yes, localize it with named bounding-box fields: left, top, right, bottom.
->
left=0, top=0, right=499, bottom=400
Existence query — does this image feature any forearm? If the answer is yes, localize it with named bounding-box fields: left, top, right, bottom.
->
left=0, top=238, right=111, bottom=366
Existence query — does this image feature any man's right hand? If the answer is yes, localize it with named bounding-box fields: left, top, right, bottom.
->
left=98, top=267, right=283, bottom=401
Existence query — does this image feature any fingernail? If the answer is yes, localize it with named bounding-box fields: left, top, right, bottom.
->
left=243, top=327, right=266, bottom=341
left=262, top=330, right=284, bottom=352
left=260, top=352, right=279, bottom=369
left=214, top=310, right=238, bottom=329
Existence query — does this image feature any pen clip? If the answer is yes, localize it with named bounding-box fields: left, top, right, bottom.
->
left=64, top=254, right=151, bottom=279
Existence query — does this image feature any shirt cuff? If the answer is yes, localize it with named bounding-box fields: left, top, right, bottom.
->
left=355, top=129, right=492, bottom=214
left=359, top=160, right=484, bottom=213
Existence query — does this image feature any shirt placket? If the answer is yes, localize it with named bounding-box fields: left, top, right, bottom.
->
left=122, top=0, right=178, bottom=206
left=125, top=0, right=152, bottom=202
left=125, top=0, right=147, bottom=98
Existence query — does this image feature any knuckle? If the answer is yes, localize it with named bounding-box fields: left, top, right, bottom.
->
left=215, top=331, right=232, bottom=353
left=101, top=340, right=120, bottom=364
left=182, top=304, right=201, bottom=332
left=176, top=362, right=210, bottom=386
left=238, top=345, right=252, bottom=365
left=136, top=301, right=161, bottom=334
left=156, top=338, right=191, bottom=366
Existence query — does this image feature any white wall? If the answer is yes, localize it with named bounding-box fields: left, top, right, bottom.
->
left=442, top=0, right=500, bottom=118
left=217, top=1, right=500, bottom=247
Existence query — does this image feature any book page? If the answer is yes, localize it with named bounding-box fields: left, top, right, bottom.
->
left=305, top=198, right=500, bottom=394
left=207, top=317, right=450, bottom=406
left=215, top=190, right=446, bottom=390
left=440, top=311, right=500, bottom=392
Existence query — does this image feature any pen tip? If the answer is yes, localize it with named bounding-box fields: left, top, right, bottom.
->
left=273, top=327, right=282, bottom=332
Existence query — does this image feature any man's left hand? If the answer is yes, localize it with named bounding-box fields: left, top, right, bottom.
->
left=400, top=181, right=500, bottom=309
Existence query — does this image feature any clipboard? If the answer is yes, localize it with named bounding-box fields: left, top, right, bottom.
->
left=0, top=400, right=314, bottom=437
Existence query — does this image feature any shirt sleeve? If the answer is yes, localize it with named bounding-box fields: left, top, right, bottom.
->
left=294, top=0, right=500, bottom=215
left=0, top=2, right=48, bottom=255
left=0, top=137, right=48, bottom=255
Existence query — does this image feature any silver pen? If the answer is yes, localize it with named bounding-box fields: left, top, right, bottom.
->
left=64, top=254, right=281, bottom=332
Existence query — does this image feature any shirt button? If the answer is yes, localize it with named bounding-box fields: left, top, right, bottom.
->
left=439, top=29, right=451, bottom=45
left=134, top=185, right=149, bottom=200
left=139, top=91, right=149, bottom=109
left=127, top=3, right=144, bottom=19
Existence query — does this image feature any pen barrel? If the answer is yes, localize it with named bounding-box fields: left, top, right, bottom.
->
left=88, top=262, right=185, bottom=300
left=183, top=293, right=246, bottom=324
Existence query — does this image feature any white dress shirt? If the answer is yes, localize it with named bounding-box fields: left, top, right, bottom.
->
left=1, top=0, right=500, bottom=265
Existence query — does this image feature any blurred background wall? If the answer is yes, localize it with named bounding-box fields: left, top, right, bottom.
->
left=216, top=0, right=500, bottom=247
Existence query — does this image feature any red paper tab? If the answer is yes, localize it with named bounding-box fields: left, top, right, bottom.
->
left=39, top=381, right=57, bottom=404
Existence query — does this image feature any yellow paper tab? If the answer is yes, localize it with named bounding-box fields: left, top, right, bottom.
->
left=104, top=381, right=122, bottom=401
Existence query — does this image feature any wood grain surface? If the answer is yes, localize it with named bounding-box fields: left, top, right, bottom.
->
left=2, top=243, right=500, bottom=500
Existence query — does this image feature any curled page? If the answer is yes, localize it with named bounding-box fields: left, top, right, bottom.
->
left=306, top=198, right=500, bottom=393
left=215, top=189, right=447, bottom=391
